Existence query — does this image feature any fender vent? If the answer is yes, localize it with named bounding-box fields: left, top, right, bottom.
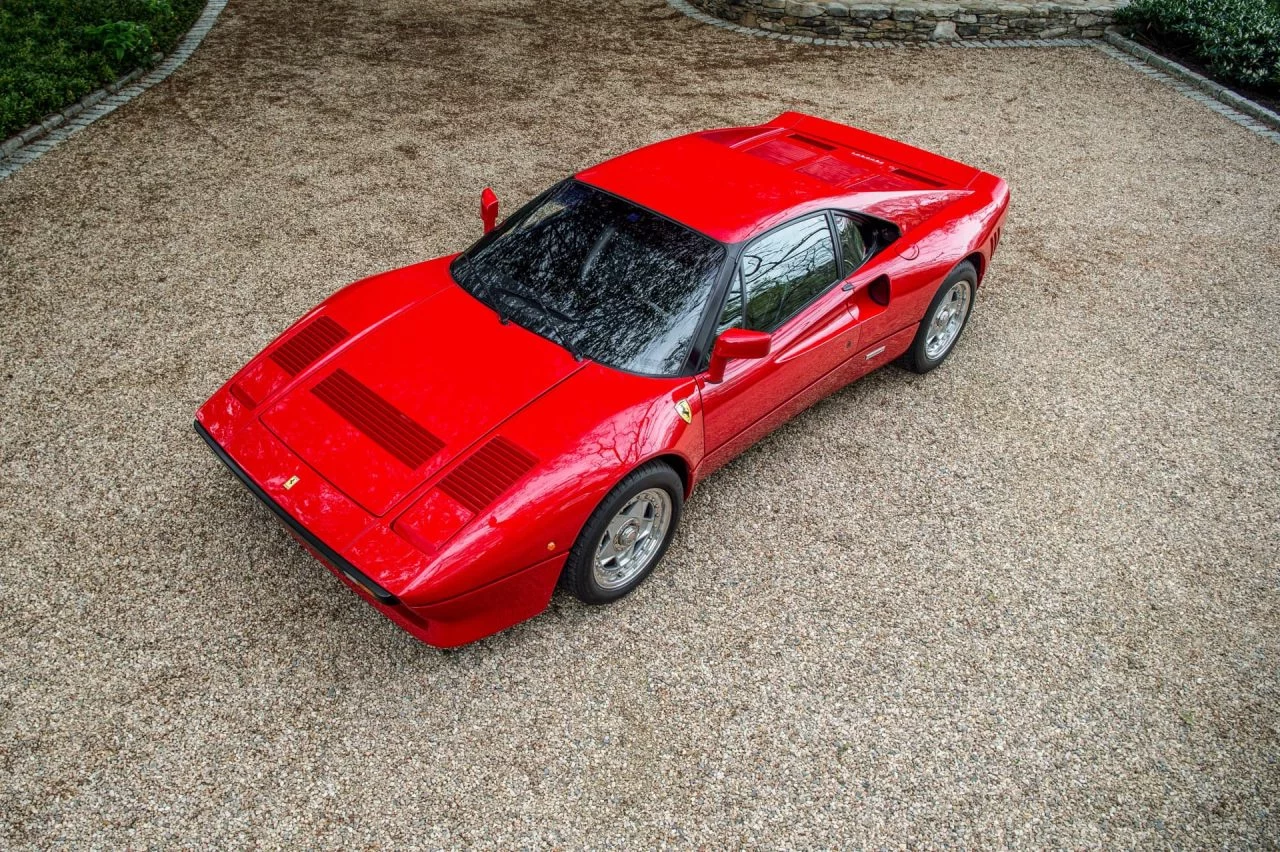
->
left=311, top=369, right=444, bottom=469
left=437, top=437, right=537, bottom=514
left=271, top=316, right=349, bottom=375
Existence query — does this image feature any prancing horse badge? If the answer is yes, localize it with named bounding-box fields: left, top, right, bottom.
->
left=675, top=399, right=693, bottom=424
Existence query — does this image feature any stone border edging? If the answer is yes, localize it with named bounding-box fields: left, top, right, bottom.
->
left=0, top=0, right=230, bottom=182
left=668, top=0, right=1280, bottom=144
left=1101, top=31, right=1280, bottom=134
left=686, top=0, right=1118, bottom=43
left=668, top=0, right=1094, bottom=47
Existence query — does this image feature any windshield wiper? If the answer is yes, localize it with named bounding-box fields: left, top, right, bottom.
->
left=490, top=285, right=582, bottom=360
left=491, top=285, right=576, bottom=324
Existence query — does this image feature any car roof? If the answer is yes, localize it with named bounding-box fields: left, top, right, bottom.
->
left=576, top=112, right=985, bottom=244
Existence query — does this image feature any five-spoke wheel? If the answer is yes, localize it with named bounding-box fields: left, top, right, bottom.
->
left=905, top=260, right=978, bottom=373
left=561, top=461, right=683, bottom=604
left=924, top=279, right=972, bottom=361
left=593, top=488, right=672, bottom=591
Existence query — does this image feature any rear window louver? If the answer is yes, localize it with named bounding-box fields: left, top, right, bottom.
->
left=789, top=134, right=835, bottom=151
left=797, top=156, right=872, bottom=186
left=271, top=316, right=349, bottom=375
left=747, top=137, right=816, bottom=166
left=311, top=369, right=444, bottom=469
left=437, top=436, right=537, bottom=514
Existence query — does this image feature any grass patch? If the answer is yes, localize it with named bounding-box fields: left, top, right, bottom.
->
left=1118, top=0, right=1280, bottom=95
left=1, top=0, right=205, bottom=139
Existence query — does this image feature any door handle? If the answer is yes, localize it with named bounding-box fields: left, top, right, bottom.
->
left=841, top=282, right=855, bottom=292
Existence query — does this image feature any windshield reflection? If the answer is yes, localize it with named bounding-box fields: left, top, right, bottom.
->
left=453, top=180, right=725, bottom=377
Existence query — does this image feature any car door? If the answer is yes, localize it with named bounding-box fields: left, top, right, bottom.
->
left=832, top=211, right=903, bottom=381
left=697, top=212, right=866, bottom=474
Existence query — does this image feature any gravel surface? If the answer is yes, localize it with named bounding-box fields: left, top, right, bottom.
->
left=2, top=0, right=1278, bottom=846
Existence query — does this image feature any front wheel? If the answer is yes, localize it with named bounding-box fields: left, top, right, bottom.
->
left=903, top=261, right=977, bottom=374
left=561, top=461, right=683, bottom=604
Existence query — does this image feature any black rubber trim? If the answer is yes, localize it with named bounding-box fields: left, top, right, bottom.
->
left=193, top=420, right=399, bottom=605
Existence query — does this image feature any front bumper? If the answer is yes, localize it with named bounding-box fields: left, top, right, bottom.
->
left=194, top=419, right=566, bottom=647
left=195, top=420, right=397, bottom=605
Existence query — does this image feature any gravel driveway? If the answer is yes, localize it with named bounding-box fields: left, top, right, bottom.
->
left=2, top=0, right=1278, bottom=845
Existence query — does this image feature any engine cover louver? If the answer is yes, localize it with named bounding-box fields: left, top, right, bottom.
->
left=796, top=156, right=871, bottom=186
left=271, top=316, right=349, bottom=375
left=748, top=137, right=814, bottom=166
left=311, top=369, right=445, bottom=469
left=437, top=436, right=537, bottom=514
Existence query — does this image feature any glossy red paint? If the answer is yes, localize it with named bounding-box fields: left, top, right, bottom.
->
left=480, top=187, right=499, bottom=234
left=707, top=328, right=771, bottom=383
left=195, top=112, right=1010, bottom=647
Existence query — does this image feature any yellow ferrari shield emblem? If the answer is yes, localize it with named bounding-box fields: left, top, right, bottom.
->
left=283, top=475, right=300, bottom=490
left=675, top=399, right=692, bottom=424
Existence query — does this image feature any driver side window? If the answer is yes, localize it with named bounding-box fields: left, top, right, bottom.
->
left=739, top=215, right=839, bottom=332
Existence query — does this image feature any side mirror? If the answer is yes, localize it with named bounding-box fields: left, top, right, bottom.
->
left=480, top=187, right=499, bottom=234
left=706, top=328, right=770, bottom=383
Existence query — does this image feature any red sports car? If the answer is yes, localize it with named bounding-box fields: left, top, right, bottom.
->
left=196, top=112, right=1010, bottom=647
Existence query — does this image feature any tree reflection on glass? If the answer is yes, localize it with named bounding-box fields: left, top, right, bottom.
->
left=739, top=214, right=837, bottom=332
left=453, top=181, right=725, bottom=377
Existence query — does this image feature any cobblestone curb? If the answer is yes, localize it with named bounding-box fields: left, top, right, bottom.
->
left=1102, top=30, right=1280, bottom=135
left=668, top=0, right=1280, bottom=144
left=669, top=0, right=1094, bottom=47
left=687, top=0, right=1120, bottom=42
left=0, top=0, right=229, bottom=182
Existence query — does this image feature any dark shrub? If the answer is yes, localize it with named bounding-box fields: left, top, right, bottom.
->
left=0, top=0, right=204, bottom=138
left=1118, top=0, right=1280, bottom=93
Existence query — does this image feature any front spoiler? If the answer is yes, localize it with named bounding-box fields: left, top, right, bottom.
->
left=194, top=420, right=398, bottom=605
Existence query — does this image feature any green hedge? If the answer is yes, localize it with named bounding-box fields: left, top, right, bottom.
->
left=0, top=0, right=205, bottom=139
left=1118, top=0, right=1280, bottom=94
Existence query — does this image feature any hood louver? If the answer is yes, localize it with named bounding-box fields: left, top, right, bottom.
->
left=271, top=316, right=349, bottom=375
left=311, top=369, right=444, bottom=469
left=438, top=436, right=537, bottom=514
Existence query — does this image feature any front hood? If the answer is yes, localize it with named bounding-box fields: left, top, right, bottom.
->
left=259, top=277, right=583, bottom=515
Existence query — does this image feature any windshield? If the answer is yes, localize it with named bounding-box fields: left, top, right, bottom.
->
left=452, top=180, right=725, bottom=376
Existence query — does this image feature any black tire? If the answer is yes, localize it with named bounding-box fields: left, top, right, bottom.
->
left=903, top=261, right=978, bottom=374
left=561, top=461, right=684, bottom=605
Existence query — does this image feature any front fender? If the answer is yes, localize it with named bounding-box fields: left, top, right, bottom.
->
left=399, top=363, right=701, bottom=607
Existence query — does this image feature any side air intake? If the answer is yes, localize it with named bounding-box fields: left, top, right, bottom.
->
left=270, top=316, right=349, bottom=376
left=437, top=437, right=537, bottom=514
left=311, top=369, right=444, bottom=469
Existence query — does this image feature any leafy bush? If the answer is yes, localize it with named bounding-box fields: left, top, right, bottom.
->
left=83, top=20, right=155, bottom=64
left=1118, top=0, right=1280, bottom=93
left=0, top=0, right=203, bottom=139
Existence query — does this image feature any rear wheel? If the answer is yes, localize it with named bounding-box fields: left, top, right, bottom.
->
left=561, top=461, right=683, bottom=604
left=903, top=261, right=977, bottom=373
